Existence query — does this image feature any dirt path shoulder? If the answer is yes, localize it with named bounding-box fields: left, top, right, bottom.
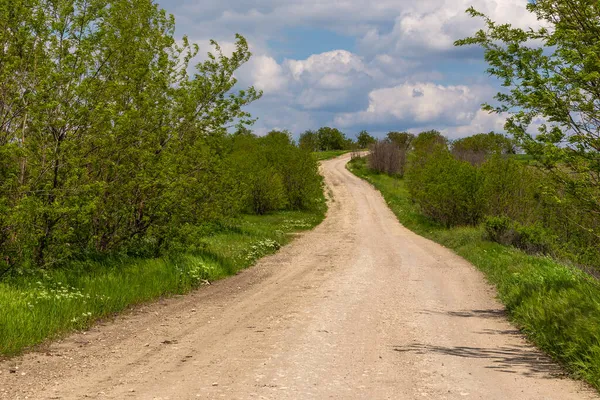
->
left=0, top=154, right=596, bottom=399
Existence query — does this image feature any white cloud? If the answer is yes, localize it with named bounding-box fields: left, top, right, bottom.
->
left=286, top=50, right=368, bottom=80
left=334, top=82, right=492, bottom=128
left=281, top=50, right=374, bottom=111
left=158, top=0, right=543, bottom=137
left=442, top=109, right=508, bottom=139
left=242, top=55, right=287, bottom=93
left=167, top=0, right=539, bottom=56
left=358, top=0, right=541, bottom=58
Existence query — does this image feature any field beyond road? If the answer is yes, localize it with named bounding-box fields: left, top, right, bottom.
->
left=0, top=154, right=596, bottom=399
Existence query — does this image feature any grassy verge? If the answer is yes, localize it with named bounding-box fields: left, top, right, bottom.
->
left=0, top=209, right=325, bottom=356
left=311, top=150, right=351, bottom=161
left=510, top=153, right=536, bottom=165
left=348, top=156, right=600, bottom=390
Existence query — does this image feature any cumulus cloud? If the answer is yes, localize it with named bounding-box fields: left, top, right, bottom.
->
left=442, top=110, right=508, bottom=140
left=334, top=82, right=493, bottom=128
left=158, top=0, right=543, bottom=136
left=358, top=0, right=541, bottom=58
left=239, top=55, right=287, bottom=93
left=283, top=50, right=374, bottom=111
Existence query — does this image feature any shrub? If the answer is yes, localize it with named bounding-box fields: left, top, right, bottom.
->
left=485, top=216, right=555, bottom=256
left=513, top=223, right=555, bottom=255
left=452, top=132, right=516, bottom=166
left=0, top=4, right=261, bottom=269
left=480, top=155, right=543, bottom=223
left=229, top=130, right=322, bottom=215
left=406, top=149, right=485, bottom=227
left=484, top=216, right=514, bottom=244
left=299, top=130, right=319, bottom=152
left=249, top=167, right=287, bottom=215
left=369, top=141, right=403, bottom=176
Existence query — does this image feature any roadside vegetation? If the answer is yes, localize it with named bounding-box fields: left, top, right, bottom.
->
left=306, top=128, right=374, bottom=161
left=347, top=0, right=600, bottom=384
left=0, top=210, right=323, bottom=356
left=311, top=150, right=351, bottom=161
left=0, top=0, right=379, bottom=356
left=349, top=154, right=600, bottom=389
left=0, top=0, right=329, bottom=355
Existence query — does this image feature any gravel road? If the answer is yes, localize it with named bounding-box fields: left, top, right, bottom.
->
left=0, top=153, right=596, bottom=400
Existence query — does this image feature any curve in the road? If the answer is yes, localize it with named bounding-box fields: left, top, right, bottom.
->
left=1, top=154, right=596, bottom=399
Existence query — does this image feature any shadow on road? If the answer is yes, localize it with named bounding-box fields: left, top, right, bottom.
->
left=417, top=308, right=507, bottom=319
left=394, top=308, right=568, bottom=379
left=393, top=343, right=566, bottom=379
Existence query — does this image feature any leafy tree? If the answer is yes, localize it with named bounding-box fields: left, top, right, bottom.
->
left=406, top=149, right=484, bottom=227
left=408, top=130, right=449, bottom=170
left=455, top=0, right=600, bottom=239
left=356, top=130, right=376, bottom=149
left=0, top=0, right=261, bottom=268
left=412, top=130, right=447, bottom=152
left=316, top=127, right=349, bottom=151
left=299, top=130, right=319, bottom=152
left=228, top=130, right=321, bottom=215
left=452, top=132, right=516, bottom=165
left=386, top=131, right=415, bottom=151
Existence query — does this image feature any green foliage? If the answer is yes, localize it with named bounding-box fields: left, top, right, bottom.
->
left=513, top=223, right=555, bottom=255
left=452, top=132, right=516, bottom=165
left=484, top=216, right=514, bottom=243
left=229, top=130, right=323, bottom=216
left=299, top=130, right=319, bottom=152
left=348, top=157, right=600, bottom=390
left=408, top=130, right=449, bottom=172
left=248, top=166, right=287, bottom=215
left=0, top=209, right=325, bottom=355
left=317, top=127, right=352, bottom=151
left=0, top=0, right=288, bottom=270
left=401, top=132, right=600, bottom=268
left=356, top=130, right=376, bottom=149
left=484, top=216, right=555, bottom=255
left=386, top=131, right=415, bottom=150
left=311, top=150, right=351, bottom=161
left=0, top=0, right=328, bottom=357
left=455, top=0, right=600, bottom=243
left=411, top=130, right=448, bottom=153
left=480, top=155, right=542, bottom=223
left=406, top=149, right=484, bottom=227
left=300, top=127, right=354, bottom=152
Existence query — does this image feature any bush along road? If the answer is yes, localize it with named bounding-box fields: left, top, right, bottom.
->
left=0, top=153, right=596, bottom=399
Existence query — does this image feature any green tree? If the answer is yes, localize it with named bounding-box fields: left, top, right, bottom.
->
left=452, top=132, right=515, bottom=165
left=386, top=131, right=415, bottom=151
left=356, top=130, right=376, bottom=149
left=299, top=130, right=319, bottom=152
left=408, top=130, right=449, bottom=169
left=406, top=149, right=484, bottom=227
left=455, top=0, right=600, bottom=239
left=0, top=0, right=261, bottom=267
left=316, top=127, right=349, bottom=151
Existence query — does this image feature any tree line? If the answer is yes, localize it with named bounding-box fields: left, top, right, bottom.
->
left=0, top=0, right=322, bottom=274
left=363, top=0, right=600, bottom=272
left=365, top=129, right=600, bottom=271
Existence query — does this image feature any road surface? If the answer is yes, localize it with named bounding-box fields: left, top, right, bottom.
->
left=0, top=154, right=596, bottom=399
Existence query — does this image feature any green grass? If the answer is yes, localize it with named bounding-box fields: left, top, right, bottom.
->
left=0, top=209, right=325, bottom=356
left=511, top=153, right=536, bottom=164
left=311, top=150, right=351, bottom=161
left=348, top=156, right=600, bottom=390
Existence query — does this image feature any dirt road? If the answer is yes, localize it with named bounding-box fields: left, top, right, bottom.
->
left=1, top=154, right=596, bottom=399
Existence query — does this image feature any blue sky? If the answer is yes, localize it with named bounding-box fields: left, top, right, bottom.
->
left=157, top=0, right=539, bottom=140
